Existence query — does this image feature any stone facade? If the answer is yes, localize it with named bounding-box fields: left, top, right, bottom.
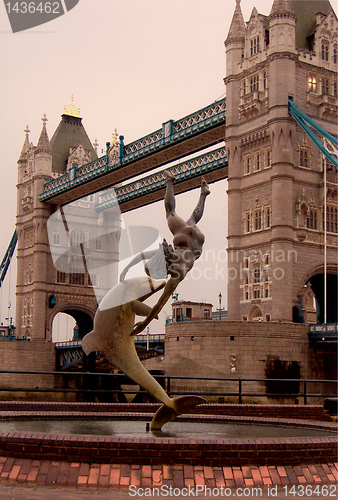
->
left=15, top=105, right=119, bottom=342
left=143, top=320, right=337, bottom=402
left=170, top=300, right=213, bottom=322
left=0, top=341, right=55, bottom=392
left=225, top=0, right=337, bottom=322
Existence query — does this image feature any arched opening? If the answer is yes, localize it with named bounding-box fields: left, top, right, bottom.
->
left=292, top=306, right=300, bottom=323
left=51, top=309, right=93, bottom=342
left=249, top=305, right=263, bottom=322
left=52, top=312, right=76, bottom=342
left=308, top=273, right=337, bottom=324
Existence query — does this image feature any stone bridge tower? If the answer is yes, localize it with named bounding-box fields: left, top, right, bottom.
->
left=15, top=101, right=119, bottom=341
left=225, top=0, right=337, bottom=323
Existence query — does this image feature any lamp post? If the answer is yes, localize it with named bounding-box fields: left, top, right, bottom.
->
left=219, top=292, right=222, bottom=321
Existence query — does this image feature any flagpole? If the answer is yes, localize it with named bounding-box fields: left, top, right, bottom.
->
left=323, top=140, right=327, bottom=325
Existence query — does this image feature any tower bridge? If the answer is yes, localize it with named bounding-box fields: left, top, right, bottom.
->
left=39, top=98, right=226, bottom=206
left=11, top=94, right=228, bottom=344
left=1, top=0, right=336, bottom=364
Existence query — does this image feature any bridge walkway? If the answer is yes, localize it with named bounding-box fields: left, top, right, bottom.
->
left=99, top=146, right=227, bottom=213
left=39, top=98, right=226, bottom=206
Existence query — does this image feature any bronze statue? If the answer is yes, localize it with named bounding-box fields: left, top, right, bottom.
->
left=127, top=171, right=210, bottom=334
left=82, top=172, right=210, bottom=430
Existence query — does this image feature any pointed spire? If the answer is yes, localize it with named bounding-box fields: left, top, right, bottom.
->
left=225, top=0, right=246, bottom=45
left=112, top=128, right=119, bottom=147
left=93, top=138, right=99, bottom=156
left=269, top=0, right=296, bottom=20
left=24, top=124, right=30, bottom=140
left=19, top=124, right=31, bottom=161
left=36, top=114, right=51, bottom=154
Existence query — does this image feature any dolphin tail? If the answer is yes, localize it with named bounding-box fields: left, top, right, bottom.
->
left=150, top=395, right=207, bottom=431
left=82, top=330, right=104, bottom=356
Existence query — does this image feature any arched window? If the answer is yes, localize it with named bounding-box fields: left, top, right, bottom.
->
left=322, top=78, right=329, bottom=95
left=250, top=74, right=259, bottom=92
left=263, top=71, right=267, bottom=90
left=95, top=237, right=102, bottom=250
left=56, top=271, right=66, bottom=283
left=308, top=76, right=316, bottom=92
left=244, top=211, right=251, bottom=233
left=70, top=230, right=85, bottom=247
left=250, top=36, right=260, bottom=56
left=306, top=210, right=318, bottom=230
left=265, top=148, right=271, bottom=168
left=244, top=154, right=251, bottom=174
left=321, top=42, right=329, bottom=61
left=254, top=267, right=261, bottom=283
left=265, top=206, right=271, bottom=228
left=53, top=232, right=60, bottom=245
left=300, top=149, right=308, bottom=167
left=323, top=204, right=338, bottom=233
left=254, top=209, right=262, bottom=231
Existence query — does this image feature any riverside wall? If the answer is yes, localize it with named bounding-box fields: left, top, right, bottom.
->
left=143, top=321, right=337, bottom=403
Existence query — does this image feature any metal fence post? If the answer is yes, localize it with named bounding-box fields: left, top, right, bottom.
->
left=239, top=378, right=242, bottom=404
left=303, top=379, right=307, bottom=405
left=167, top=376, right=171, bottom=397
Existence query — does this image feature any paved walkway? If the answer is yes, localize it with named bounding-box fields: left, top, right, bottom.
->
left=2, top=483, right=337, bottom=500
left=0, top=457, right=336, bottom=493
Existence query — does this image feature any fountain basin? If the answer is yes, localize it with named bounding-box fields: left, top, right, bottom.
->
left=0, top=403, right=336, bottom=467
left=0, top=415, right=335, bottom=439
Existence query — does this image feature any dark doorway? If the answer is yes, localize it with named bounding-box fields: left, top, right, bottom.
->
left=67, top=309, right=93, bottom=339
left=308, top=274, right=337, bottom=324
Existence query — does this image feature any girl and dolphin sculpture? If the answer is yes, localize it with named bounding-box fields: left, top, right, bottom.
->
left=82, top=171, right=210, bottom=430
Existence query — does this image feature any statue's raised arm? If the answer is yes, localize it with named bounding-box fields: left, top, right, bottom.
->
left=131, top=170, right=210, bottom=335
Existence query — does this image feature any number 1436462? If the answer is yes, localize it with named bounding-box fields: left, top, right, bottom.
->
left=5, top=1, right=61, bottom=14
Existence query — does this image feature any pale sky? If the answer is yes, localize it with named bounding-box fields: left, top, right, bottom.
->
left=0, top=0, right=276, bottom=336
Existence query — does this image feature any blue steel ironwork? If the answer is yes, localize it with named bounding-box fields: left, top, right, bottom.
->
left=133, top=333, right=165, bottom=344
left=96, top=147, right=227, bottom=211
left=55, top=335, right=165, bottom=369
left=40, top=155, right=107, bottom=201
left=0, top=335, right=27, bottom=341
left=308, top=323, right=338, bottom=343
left=39, top=98, right=226, bottom=202
left=55, top=341, right=83, bottom=369
left=0, top=230, right=17, bottom=288
left=122, top=99, right=226, bottom=162
left=55, top=341, right=83, bottom=349
left=288, top=98, right=338, bottom=168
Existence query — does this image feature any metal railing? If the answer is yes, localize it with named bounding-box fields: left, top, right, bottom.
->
left=0, top=369, right=336, bottom=404
left=95, top=147, right=227, bottom=212
left=308, top=323, right=338, bottom=343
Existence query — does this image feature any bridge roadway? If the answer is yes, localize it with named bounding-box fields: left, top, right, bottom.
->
left=99, top=147, right=227, bottom=213
left=39, top=98, right=226, bottom=206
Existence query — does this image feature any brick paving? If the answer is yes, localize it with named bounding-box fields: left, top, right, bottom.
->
left=0, top=456, right=336, bottom=489
left=0, top=404, right=336, bottom=492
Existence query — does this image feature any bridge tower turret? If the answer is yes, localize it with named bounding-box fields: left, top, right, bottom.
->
left=224, top=0, right=247, bottom=320
left=15, top=102, right=101, bottom=342
left=15, top=116, right=54, bottom=340
left=225, top=0, right=337, bottom=323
